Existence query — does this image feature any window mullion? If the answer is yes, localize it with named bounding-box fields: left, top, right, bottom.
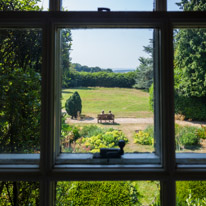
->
left=40, top=20, right=56, bottom=206
left=161, top=180, right=176, bottom=206
left=49, top=0, right=61, bottom=11
left=155, top=0, right=167, bottom=11
left=161, top=21, right=175, bottom=174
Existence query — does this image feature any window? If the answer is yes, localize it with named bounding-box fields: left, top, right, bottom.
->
left=0, top=0, right=206, bottom=205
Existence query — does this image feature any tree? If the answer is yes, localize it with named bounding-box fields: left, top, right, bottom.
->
left=174, top=0, right=206, bottom=97
left=133, top=40, right=153, bottom=90
left=65, top=92, right=82, bottom=119
left=61, top=29, right=72, bottom=88
left=173, top=0, right=206, bottom=120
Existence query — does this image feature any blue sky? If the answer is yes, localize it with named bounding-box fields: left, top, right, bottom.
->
left=38, top=0, right=181, bottom=69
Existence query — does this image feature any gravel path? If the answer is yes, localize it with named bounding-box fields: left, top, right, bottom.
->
left=66, top=117, right=206, bottom=127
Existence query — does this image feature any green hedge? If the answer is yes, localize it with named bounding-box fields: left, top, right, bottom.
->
left=65, top=71, right=136, bottom=88
left=56, top=181, right=140, bottom=206
left=174, top=93, right=206, bottom=121
left=149, top=84, right=206, bottom=121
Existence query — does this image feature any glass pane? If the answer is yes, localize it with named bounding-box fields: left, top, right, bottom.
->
left=56, top=181, right=160, bottom=205
left=168, top=0, right=206, bottom=11
left=0, top=0, right=48, bottom=11
left=0, top=28, right=42, bottom=153
left=62, top=0, right=154, bottom=11
left=0, top=181, right=39, bottom=205
left=176, top=181, right=206, bottom=205
left=38, top=0, right=49, bottom=11
left=59, top=28, right=157, bottom=155
left=174, top=28, right=206, bottom=154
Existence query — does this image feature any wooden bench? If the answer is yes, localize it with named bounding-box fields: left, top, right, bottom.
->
left=97, top=114, right=115, bottom=123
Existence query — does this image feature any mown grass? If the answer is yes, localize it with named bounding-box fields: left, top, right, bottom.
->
left=62, top=87, right=153, bottom=118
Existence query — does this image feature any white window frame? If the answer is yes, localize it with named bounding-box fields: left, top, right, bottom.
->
left=0, top=0, right=206, bottom=205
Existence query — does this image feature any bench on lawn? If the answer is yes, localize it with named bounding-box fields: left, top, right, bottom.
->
left=97, top=113, right=115, bottom=123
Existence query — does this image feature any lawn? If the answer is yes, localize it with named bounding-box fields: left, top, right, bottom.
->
left=62, top=87, right=153, bottom=118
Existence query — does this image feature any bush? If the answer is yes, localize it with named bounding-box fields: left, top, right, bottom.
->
left=196, top=125, right=206, bottom=140
left=149, top=85, right=206, bottom=121
left=175, top=93, right=206, bottom=121
left=75, top=130, right=128, bottom=153
left=79, top=125, right=113, bottom=138
left=134, top=131, right=153, bottom=145
left=56, top=181, right=140, bottom=206
left=61, top=115, right=80, bottom=150
left=176, top=181, right=206, bottom=205
left=65, top=91, right=82, bottom=118
left=176, top=126, right=199, bottom=148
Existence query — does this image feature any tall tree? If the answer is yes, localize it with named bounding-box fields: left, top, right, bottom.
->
left=174, top=0, right=206, bottom=97
left=133, top=40, right=153, bottom=90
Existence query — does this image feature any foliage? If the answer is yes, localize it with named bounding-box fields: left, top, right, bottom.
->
left=176, top=181, right=206, bottom=205
left=0, top=66, right=41, bottom=153
left=56, top=181, right=140, bottom=206
left=174, top=28, right=206, bottom=98
left=175, top=125, right=200, bottom=149
left=72, top=63, right=113, bottom=73
left=134, top=130, right=153, bottom=146
left=75, top=130, right=128, bottom=153
left=149, top=85, right=206, bottom=121
left=0, top=0, right=41, bottom=11
left=65, top=91, right=82, bottom=119
left=64, top=71, right=136, bottom=88
left=133, top=41, right=153, bottom=90
left=196, top=125, right=206, bottom=139
left=61, top=114, right=80, bottom=151
left=174, top=93, right=206, bottom=121
left=176, top=0, right=206, bottom=11
left=149, top=83, right=154, bottom=111
left=0, top=181, right=39, bottom=205
left=79, top=125, right=112, bottom=138
left=0, top=29, right=42, bottom=152
left=61, top=29, right=72, bottom=88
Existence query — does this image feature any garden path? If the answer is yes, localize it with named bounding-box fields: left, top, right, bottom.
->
left=66, top=117, right=206, bottom=127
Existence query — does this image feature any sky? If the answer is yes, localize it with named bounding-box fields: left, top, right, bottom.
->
left=38, top=0, right=182, bottom=69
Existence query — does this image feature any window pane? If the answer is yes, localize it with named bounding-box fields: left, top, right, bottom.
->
left=176, top=181, right=206, bottom=205
left=59, top=28, right=157, bottom=155
left=0, top=181, right=39, bottom=205
left=56, top=181, right=160, bottom=205
left=174, top=28, right=206, bottom=155
left=0, top=28, right=42, bottom=153
left=168, top=0, right=206, bottom=11
left=0, top=0, right=48, bottom=11
left=61, top=0, right=154, bottom=11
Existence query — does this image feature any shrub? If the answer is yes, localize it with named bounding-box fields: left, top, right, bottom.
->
left=149, top=85, right=206, bottom=121
left=176, top=126, right=199, bottom=148
left=75, top=130, right=128, bottom=153
left=134, top=130, right=153, bottom=145
left=65, top=91, right=82, bottom=119
left=56, top=181, right=140, bottom=206
left=196, top=125, right=206, bottom=139
left=79, top=125, right=113, bottom=138
left=175, top=93, right=206, bottom=121
left=61, top=115, right=80, bottom=150
left=176, top=181, right=206, bottom=205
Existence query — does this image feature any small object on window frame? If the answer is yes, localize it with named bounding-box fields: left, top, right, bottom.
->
left=93, top=140, right=125, bottom=159
left=98, top=7, right=111, bottom=12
